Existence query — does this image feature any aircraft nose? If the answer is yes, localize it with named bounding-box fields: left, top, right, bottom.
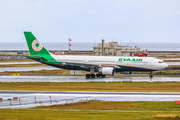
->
left=164, top=63, right=168, bottom=69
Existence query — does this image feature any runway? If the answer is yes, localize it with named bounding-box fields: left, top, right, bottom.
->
left=167, top=62, right=180, bottom=65
left=0, top=76, right=180, bottom=82
left=0, top=62, right=40, bottom=65
left=0, top=66, right=59, bottom=72
left=1, top=91, right=180, bottom=109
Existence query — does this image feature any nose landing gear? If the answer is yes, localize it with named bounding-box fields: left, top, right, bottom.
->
left=149, top=71, right=153, bottom=78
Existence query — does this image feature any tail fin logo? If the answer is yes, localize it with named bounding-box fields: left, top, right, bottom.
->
left=31, top=39, right=43, bottom=52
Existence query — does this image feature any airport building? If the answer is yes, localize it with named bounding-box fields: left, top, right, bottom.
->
left=93, top=40, right=147, bottom=56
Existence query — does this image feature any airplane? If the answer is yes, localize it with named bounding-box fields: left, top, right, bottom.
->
left=24, top=32, right=168, bottom=78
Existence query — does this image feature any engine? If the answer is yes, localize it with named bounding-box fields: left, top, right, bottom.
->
left=101, top=67, right=115, bottom=75
left=119, top=71, right=132, bottom=74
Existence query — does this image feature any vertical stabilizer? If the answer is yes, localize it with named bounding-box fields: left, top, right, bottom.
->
left=24, top=32, right=50, bottom=55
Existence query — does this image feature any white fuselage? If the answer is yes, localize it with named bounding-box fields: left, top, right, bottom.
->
left=51, top=54, right=168, bottom=71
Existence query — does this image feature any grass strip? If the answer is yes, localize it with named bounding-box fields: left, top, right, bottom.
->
left=1, top=101, right=180, bottom=120
left=156, top=56, right=180, bottom=59
left=36, top=101, right=180, bottom=111
left=1, top=82, right=180, bottom=92
left=164, top=60, right=180, bottom=62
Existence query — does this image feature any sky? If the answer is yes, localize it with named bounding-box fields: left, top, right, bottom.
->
left=0, top=0, right=180, bottom=43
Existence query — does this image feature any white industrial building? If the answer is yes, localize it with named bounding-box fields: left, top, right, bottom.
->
left=93, top=40, right=147, bottom=56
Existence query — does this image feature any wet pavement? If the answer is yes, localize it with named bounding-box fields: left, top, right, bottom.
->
left=167, top=62, right=180, bottom=65
left=0, top=66, right=59, bottom=72
left=0, top=62, right=40, bottom=65
left=0, top=76, right=180, bottom=82
left=1, top=91, right=180, bottom=109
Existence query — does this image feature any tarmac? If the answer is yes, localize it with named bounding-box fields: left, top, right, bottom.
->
left=0, top=76, right=180, bottom=82
left=1, top=91, right=180, bottom=109
left=0, top=62, right=40, bottom=65
left=0, top=66, right=59, bottom=72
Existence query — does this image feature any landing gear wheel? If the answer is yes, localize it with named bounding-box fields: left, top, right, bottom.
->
left=86, top=74, right=90, bottom=79
left=96, top=74, right=101, bottom=77
left=149, top=71, right=153, bottom=78
left=101, top=75, right=106, bottom=78
left=91, top=74, right=95, bottom=78
left=149, top=75, right=153, bottom=78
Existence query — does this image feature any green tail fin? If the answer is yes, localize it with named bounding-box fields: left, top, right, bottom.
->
left=24, top=32, right=50, bottom=55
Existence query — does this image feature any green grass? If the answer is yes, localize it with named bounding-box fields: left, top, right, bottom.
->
left=154, top=70, right=180, bottom=75
left=36, top=101, right=180, bottom=111
left=1, top=82, right=180, bottom=92
left=156, top=56, right=180, bottom=59
left=1, top=101, right=180, bottom=120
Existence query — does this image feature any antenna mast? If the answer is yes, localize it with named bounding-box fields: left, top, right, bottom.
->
left=69, top=38, right=72, bottom=54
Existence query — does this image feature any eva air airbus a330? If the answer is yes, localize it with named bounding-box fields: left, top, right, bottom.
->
left=24, top=32, right=168, bottom=78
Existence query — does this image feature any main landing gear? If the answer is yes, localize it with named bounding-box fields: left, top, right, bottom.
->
left=149, top=71, right=153, bottom=78
left=86, top=67, right=106, bottom=79
left=85, top=74, right=106, bottom=79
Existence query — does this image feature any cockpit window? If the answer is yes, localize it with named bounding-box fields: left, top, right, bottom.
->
left=158, top=61, right=163, bottom=63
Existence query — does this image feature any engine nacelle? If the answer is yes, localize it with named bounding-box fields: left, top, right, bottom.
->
left=101, top=67, right=115, bottom=75
left=119, top=71, right=132, bottom=74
